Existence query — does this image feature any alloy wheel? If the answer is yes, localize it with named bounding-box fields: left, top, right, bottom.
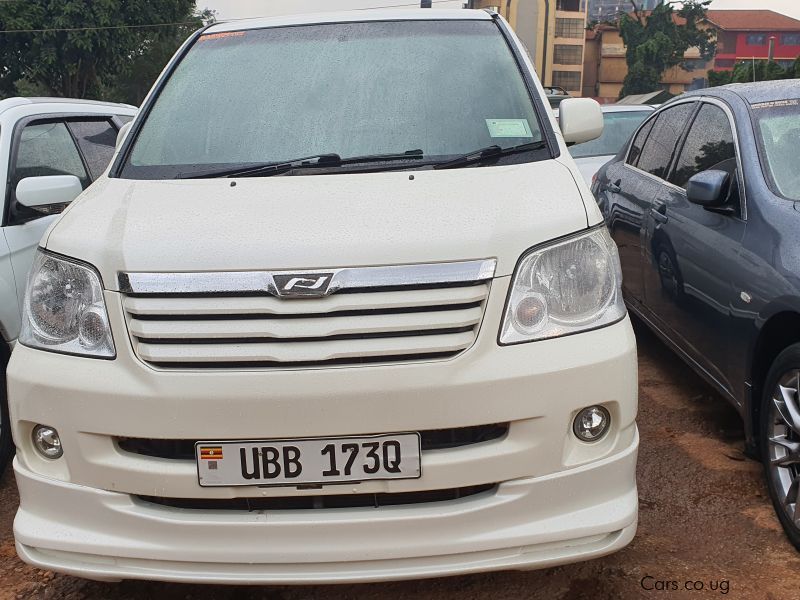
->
left=768, top=370, right=800, bottom=525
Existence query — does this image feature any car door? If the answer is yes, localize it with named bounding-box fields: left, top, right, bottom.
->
left=601, top=114, right=657, bottom=302
left=3, top=117, right=120, bottom=315
left=642, top=100, right=746, bottom=398
left=604, top=103, right=696, bottom=302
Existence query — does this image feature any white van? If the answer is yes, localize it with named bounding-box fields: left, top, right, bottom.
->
left=8, top=10, right=638, bottom=584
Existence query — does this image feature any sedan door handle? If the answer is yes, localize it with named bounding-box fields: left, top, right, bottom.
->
left=607, top=180, right=621, bottom=194
left=651, top=202, right=668, bottom=224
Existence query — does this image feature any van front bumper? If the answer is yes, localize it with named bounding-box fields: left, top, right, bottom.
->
left=14, top=436, right=637, bottom=583
left=8, top=284, right=638, bottom=583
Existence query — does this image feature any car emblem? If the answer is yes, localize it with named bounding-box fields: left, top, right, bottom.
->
left=273, top=273, right=334, bottom=298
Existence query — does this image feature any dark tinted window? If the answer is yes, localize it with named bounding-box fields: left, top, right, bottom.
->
left=627, top=116, right=655, bottom=167
left=671, top=103, right=736, bottom=189
left=637, top=103, right=695, bottom=180
left=67, top=120, right=118, bottom=179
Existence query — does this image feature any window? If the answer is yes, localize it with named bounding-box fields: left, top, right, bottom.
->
left=11, top=121, right=88, bottom=222
left=553, top=45, right=583, bottom=65
left=627, top=116, right=656, bottom=167
left=636, top=103, right=695, bottom=180
left=555, top=18, right=584, bottom=39
left=552, top=71, right=582, bottom=92
left=671, top=104, right=736, bottom=191
left=782, top=33, right=800, bottom=46
left=123, top=20, right=545, bottom=180
left=746, top=34, right=767, bottom=46
left=752, top=100, right=800, bottom=201
left=13, top=122, right=88, bottom=187
left=571, top=110, right=652, bottom=158
left=67, top=120, right=117, bottom=179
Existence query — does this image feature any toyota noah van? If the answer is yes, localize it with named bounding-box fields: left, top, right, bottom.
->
left=7, top=10, right=638, bottom=583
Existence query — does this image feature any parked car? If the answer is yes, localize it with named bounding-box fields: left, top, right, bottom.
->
left=0, top=97, right=136, bottom=474
left=567, top=104, right=655, bottom=185
left=8, top=10, right=639, bottom=583
left=595, top=80, right=800, bottom=549
left=543, top=85, right=572, bottom=109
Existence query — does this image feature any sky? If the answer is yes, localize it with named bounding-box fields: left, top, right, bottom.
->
left=207, top=0, right=800, bottom=21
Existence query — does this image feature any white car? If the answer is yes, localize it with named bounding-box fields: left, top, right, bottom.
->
left=567, top=104, right=655, bottom=184
left=8, top=10, right=638, bottom=584
left=0, top=98, right=136, bottom=472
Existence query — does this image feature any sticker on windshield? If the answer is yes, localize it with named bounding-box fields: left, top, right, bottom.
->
left=486, top=119, right=533, bottom=138
left=752, top=99, right=800, bottom=110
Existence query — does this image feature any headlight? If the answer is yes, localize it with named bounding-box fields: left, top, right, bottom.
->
left=19, top=250, right=115, bottom=358
left=499, top=227, right=625, bottom=344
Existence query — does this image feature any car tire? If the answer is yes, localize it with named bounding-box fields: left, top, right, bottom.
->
left=0, top=350, right=12, bottom=477
left=760, top=343, right=800, bottom=551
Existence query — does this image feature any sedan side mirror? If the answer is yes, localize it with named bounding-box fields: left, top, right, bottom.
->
left=559, top=98, right=604, bottom=145
left=16, top=175, right=83, bottom=209
left=686, top=170, right=729, bottom=208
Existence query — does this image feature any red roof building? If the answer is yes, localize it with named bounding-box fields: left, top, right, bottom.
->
left=705, top=9, right=800, bottom=71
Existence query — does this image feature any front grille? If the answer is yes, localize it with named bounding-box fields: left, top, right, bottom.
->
left=136, top=483, right=496, bottom=511
left=120, top=261, right=494, bottom=369
left=117, top=424, right=509, bottom=460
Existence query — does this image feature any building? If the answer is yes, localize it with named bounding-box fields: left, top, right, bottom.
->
left=583, top=20, right=709, bottom=101
left=586, top=0, right=660, bottom=24
left=470, top=0, right=589, bottom=95
left=705, top=10, right=800, bottom=71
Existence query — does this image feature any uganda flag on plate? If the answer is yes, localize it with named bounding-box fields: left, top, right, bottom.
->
left=200, top=446, right=223, bottom=460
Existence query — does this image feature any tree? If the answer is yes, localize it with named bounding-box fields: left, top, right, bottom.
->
left=618, top=0, right=716, bottom=98
left=708, top=59, right=795, bottom=87
left=0, top=1, right=214, bottom=104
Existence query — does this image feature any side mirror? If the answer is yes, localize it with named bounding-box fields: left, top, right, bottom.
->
left=687, top=170, right=729, bottom=207
left=16, top=175, right=83, bottom=209
left=116, top=121, right=132, bottom=149
left=559, top=98, right=604, bottom=145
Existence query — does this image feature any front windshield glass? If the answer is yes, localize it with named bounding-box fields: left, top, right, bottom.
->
left=752, top=99, right=800, bottom=201
left=122, top=20, right=545, bottom=179
left=569, top=110, right=652, bottom=159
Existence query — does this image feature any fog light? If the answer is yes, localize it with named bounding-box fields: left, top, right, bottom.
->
left=573, top=406, right=611, bottom=442
left=32, top=425, right=63, bottom=459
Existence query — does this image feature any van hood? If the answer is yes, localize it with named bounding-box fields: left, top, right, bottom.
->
left=45, top=160, right=593, bottom=290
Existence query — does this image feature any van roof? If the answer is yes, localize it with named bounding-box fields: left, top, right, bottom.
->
left=207, top=8, right=492, bottom=35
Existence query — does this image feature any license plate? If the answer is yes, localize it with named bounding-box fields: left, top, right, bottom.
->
left=196, top=433, right=421, bottom=487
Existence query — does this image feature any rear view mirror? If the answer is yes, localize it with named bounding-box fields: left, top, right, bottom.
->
left=116, top=121, right=132, bottom=149
left=687, top=170, right=729, bottom=207
left=559, top=98, right=604, bottom=145
left=16, top=175, right=83, bottom=209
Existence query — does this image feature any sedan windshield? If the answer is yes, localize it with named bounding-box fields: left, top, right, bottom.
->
left=752, top=99, right=800, bottom=201
left=569, top=110, right=652, bottom=159
left=121, top=20, right=545, bottom=179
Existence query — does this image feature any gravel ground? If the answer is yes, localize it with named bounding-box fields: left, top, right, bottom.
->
left=2, top=320, right=799, bottom=599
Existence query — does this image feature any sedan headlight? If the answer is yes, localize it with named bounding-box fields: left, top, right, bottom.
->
left=499, top=226, right=625, bottom=344
left=19, top=250, right=115, bottom=358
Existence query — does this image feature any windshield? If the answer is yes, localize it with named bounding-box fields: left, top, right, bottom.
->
left=121, top=20, right=545, bottom=179
left=569, top=110, right=652, bottom=159
left=752, top=99, right=800, bottom=201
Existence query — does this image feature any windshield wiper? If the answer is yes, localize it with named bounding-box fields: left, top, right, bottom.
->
left=181, top=149, right=425, bottom=179
left=434, top=141, right=547, bottom=170
left=181, top=154, right=342, bottom=179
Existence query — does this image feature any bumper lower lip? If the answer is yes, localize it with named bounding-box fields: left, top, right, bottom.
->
left=13, top=430, right=638, bottom=584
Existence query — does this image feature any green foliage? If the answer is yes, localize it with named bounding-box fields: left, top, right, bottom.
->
left=0, top=1, right=214, bottom=104
left=708, top=59, right=796, bottom=87
left=618, top=0, right=716, bottom=98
